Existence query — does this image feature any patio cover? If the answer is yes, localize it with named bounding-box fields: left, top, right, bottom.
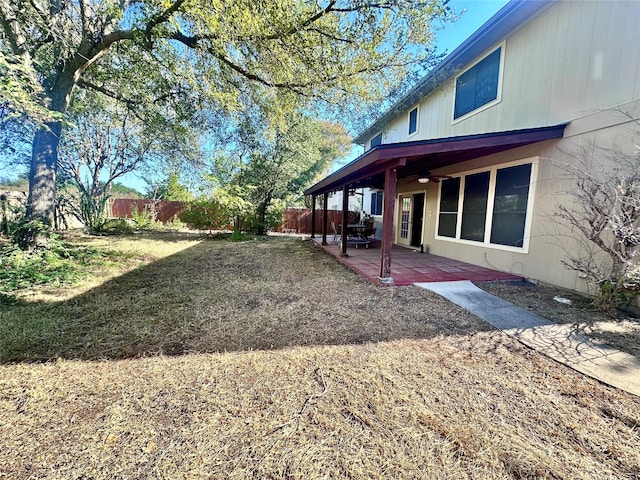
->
left=304, top=124, right=567, bottom=196
left=305, top=124, right=567, bottom=283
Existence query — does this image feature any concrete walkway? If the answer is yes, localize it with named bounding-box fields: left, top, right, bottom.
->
left=415, top=281, right=640, bottom=397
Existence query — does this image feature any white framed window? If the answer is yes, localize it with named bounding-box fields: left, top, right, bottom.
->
left=370, top=132, right=382, bottom=149
left=408, top=106, right=418, bottom=136
left=435, top=158, right=537, bottom=253
left=453, top=44, right=504, bottom=122
left=370, top=191, right=383, bottom=215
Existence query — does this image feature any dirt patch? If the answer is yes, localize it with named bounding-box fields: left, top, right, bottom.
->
left=478, top=280, right=640, bottom=357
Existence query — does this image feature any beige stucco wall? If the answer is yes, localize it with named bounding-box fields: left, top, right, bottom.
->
left=369, top=0, right=640, bottom=294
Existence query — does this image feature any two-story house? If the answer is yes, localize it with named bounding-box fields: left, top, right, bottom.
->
left=305, top=0, right=640, bottom=292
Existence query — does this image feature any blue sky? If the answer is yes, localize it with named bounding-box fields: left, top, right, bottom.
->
left=436, top=0, right=510, bottom=54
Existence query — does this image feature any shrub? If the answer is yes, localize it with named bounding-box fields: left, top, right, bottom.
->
left=0, top=234, right=115, bottom=295
left=12, top=219, right=52, bottom=251
left=179, top=198, right=231, bottom=233
left=100, top=218, right=135, bottom=234
left=130, top=203, right=157, bottom=230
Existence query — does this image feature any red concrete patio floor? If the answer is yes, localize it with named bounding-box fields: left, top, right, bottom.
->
left=312, top=238, right=522, bottom=286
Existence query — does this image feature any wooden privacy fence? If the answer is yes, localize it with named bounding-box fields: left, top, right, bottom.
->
left=109, top=201, right=358, bottom=232
left=109, top=199, right=186, bottom=224
left=276, top=207, right=360, bottom=234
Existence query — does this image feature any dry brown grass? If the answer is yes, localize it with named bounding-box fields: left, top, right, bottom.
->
left=1, top=233, right=639, bottom=479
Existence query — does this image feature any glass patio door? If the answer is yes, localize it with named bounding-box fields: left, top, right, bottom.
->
left=398, top=195, right=412, bottom=246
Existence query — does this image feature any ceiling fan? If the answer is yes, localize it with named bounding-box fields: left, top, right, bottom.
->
left=408, top=171, right=452, bottom=184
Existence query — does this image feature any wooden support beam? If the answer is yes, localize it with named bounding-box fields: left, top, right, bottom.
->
left=310, top=195, right=316, bottom=238
left=321, top=192, right=329, bottom=245
left=341, top=184, right=349, bottom=256
left=379, top=165, right=398, bottom=283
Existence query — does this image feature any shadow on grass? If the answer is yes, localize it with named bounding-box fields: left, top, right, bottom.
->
left=0, top=237, right=495, bottom=363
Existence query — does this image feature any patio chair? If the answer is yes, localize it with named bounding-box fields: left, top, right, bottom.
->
left=362, top=220, right=374, bottom=240
left=363, top=221, right=377, bottom=246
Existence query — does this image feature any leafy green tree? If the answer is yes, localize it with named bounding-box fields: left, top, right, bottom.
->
left=0, top=0, right=450, bottom=241
left=227, top=106, right=351, bottom=234
left=56, top=93, right=197, bottom=232
left=153, top=173, right=193, bottom=202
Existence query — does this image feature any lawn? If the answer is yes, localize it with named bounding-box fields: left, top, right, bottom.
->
left=1, top=233, right=639, bottom=479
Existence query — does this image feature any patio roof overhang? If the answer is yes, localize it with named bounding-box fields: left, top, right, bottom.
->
left=305, top=124, right=568, bottom=197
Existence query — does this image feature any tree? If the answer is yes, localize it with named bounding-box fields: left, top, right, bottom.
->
left=553, top=131, right=640, bottom=309
left=56, top=93, right=198, bottom=231
left=0, top=0, right=450, bottom=241
left=152, top=173, right=193, bottom=202
left=227, top=107, right=351, bottom=234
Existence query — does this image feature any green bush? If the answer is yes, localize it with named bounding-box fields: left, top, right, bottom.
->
left=12, top=219, right=52, bottom=250
left=230, top=230, right=253, bottom=242
left=100, top=218, right=135, bottom=234
left=179, top=199, right=231, bottom=232
left=130, top=203, right=156, bottom=230
left=0, top=235, right=116, bottom=294
left=596, top=266, right=640, bottom=311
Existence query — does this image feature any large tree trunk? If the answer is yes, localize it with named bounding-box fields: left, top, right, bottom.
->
left=256, top=201, right=268, bottom=236
left=256, top=194, right=272, bottom=236
left=25, top=71, right=75, bottom=232
left=26, top=121, right=62, bottom=225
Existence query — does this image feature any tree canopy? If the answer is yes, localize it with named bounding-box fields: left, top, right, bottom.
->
left=0, top=0, right=451, bottom=240
left=226, top=106, right=352, bottom=233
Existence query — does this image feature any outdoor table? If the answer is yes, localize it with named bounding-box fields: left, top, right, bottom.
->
left=341, top=224, right=366, bottom=237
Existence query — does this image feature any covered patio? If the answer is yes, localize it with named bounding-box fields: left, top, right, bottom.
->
left=305, top=125, right=566, bottom=285
left=312, top=238, right=522, bottom=286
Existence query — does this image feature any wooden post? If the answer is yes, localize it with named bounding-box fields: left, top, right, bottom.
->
left=321, top=192, right=329, bottom=245
left=310, top=195, right=316, bottom=238
left=380, top=166, right=398, bottom=283
left=341, top=184, right=349, bottom=256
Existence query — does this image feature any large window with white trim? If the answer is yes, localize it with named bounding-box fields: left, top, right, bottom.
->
left=490, top=163, right=532, bottom=247
left=437, top=177, right=460, bottom=238
left=454, top=47, right=502, bottom=120
left=436, top=161, right=534, bottom=250
left=460, top=171, right=490, bottom=242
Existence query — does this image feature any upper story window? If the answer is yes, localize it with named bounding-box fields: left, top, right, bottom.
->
left=370, top=132, right=382, bottom=149
left=454, top=46, right=502, bottom=120
left=408, top=107, right=418, bottom=135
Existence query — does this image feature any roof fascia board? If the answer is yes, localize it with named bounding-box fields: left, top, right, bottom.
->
left=304, top=157, right=407, bottom=196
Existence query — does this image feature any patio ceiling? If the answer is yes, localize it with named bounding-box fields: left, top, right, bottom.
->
left=305, top=124, right=568, bottom=196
